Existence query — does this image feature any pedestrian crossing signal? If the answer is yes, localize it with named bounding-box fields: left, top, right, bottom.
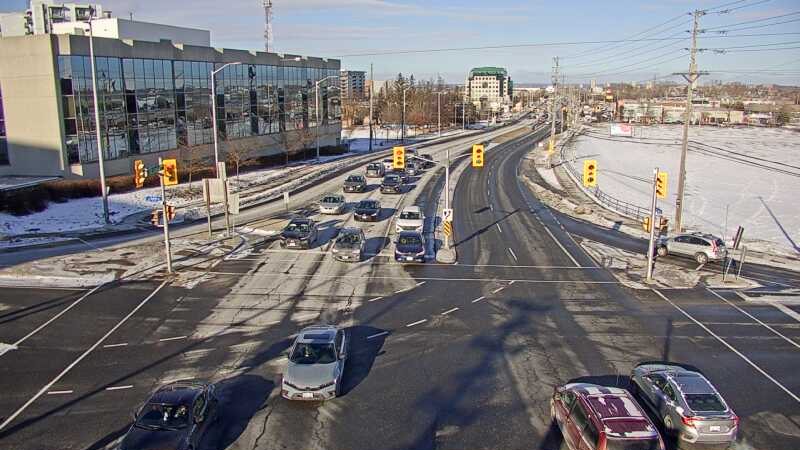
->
left=393, top=147, right=405, bottom=169
left=583, top=160, right=597, bottom=187
left=472, top=144, right=484, bottom=168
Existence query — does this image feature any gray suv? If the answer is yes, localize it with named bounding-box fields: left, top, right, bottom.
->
left=631, top=363, right=738, bottom=447
left=282, top=325, right=348, bottom=401
left=656, top=232, right=726, bottom=264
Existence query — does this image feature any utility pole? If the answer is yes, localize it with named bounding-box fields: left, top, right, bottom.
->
left=549, top=56, right=559, bottom=154
left=674, top=9, right=706, bottom=232
left=369, top=63, right=374, bottom=152
left=159, top=158, right=173, bottom=274
left=646, top=168, right=659, bottom=282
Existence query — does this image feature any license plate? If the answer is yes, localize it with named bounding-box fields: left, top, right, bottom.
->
left=302, top=392, right=313, bottom=399
left=288, top=242, right=297, bottom=247
left=406, top=256, right=414, bottom=261
left=709, top=425, right=721, bottom=432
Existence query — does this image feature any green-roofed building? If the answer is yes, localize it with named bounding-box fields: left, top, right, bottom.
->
left=465, top=66, right=512, bottom=113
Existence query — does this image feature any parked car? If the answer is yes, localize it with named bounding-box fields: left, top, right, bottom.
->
left=381, top=174, right=403, bottom=194
left=551, top=383, right=665, bottom=450
left=395, top=205, right=425, bottom=233
left=282, top=324, right=347, bottom=401
left=343, top=174, right=367, bottom=193
left=119, top=380, right=219, bottom=450
left=280, top=218, right=318, bottom=249
left=332, top=227, right=366, bottom=262
left=395, top=231, right=426, bottom=263
left=318, top=193, right=345, bottom=215
left=405, top=161, right=419, bottom=176
left=656, top=232, right=726, bottom=264
left=418, top=153, right=434, bottom=169
left=382, top=158, right=394, bottom=172
left=631, top=364, right=738, bottom=447
left=365, top=162, right=385, bottom=178
left=354, top=199, right=381, bottom=222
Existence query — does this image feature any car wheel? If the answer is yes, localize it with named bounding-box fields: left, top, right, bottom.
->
left=664, top=415, right=675, bottom=435
left=695, top=252, right=708, bottom=264
left=657, top=246, right=668, bottom=257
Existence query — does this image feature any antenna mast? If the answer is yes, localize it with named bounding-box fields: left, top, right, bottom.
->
left=263, top=0, right=273, bottom=52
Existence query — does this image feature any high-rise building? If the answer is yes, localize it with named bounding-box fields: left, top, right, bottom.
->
left=0, top=1, right=109, bottom=37
left=340, top=70, right=366, bottom=101
left=465, top=67, right=512, bottom=112
left=0, top=31, right=341, bottom=178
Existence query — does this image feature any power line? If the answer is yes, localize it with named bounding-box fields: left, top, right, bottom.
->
left=709, top=17, right=800, bottom=33
left=713, top=0, right=772, bottom=14
left=706, top=0, right=750, bottom=12
left=563, top=27, right=689, bottom=70
left=704, top=10, right=800, bottom=30
left=572, top=49, right=686, bottom=77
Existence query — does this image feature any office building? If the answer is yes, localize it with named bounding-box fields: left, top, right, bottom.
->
left=340, top=70, right=366, bottom=100
left=465, top=67, right=512, bottom=112
left=0, top=1, right=108, bottom=37
left=0, top=32, right=341, bottom=179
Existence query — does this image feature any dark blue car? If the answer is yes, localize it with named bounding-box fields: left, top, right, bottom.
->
left=395, top=231, right=426, bottom=263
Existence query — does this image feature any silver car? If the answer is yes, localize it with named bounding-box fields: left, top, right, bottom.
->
left=319, top=193, right=345, bottom=215
left=282, top=325, right=347, bottom=401
left=631, top=363, right=738, bottom=447
left=332, top=227, right=366, bottom=262
left=656, top=232, right=727, bottom=264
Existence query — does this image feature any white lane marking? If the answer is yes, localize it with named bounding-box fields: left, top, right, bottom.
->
left=46, top=390, right=73, bottom=395
left=208, top=272, right=621, bottom=284
left=508, top=248, right=518, bottom=261
left=106, top=385, right=134, bottom=391
left=695, top=263, right=705, bottom=271
left=8, top=283, right=104, bottom=352
left=102, top=343, right=128, bottom=348
left=416, top=281, right=427, bottom=287
left=406, top=319, right=427, bottom=328
left=769, top=302, right=800, bottom=323
left=707, top=288, right=800, bottom=349
left=492, top=287, right=505, bottom=294
left=0, top=280, right=168, bottom=431
left=0, top=343, right=18, bottom=357
left=651, top=288, right=800, bottom=404
left=509, top=280, right=516, bottom=285
left=441, top=307, right=460, bottom=315
left=367, top=296, right=384, bottom=303
left=366, top=331, right=389, bottom=340
left=158, top=335, right=188, bottom=342
left=540, top=223, right=580, bottom=267
left=472, top=296, right=486, bottom=303
left=496, top=223, right=503, bottom=233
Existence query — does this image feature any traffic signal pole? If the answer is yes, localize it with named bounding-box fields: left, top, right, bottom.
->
left=159, top=157, right=173, bottom=274
left=444, top=148, right=450, bottom=250
left=646, top=167, right=659, bottom=282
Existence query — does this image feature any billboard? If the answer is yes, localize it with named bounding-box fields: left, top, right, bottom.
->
left=609, top=123, right=633, bottom=137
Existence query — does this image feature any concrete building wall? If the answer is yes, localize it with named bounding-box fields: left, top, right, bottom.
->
left=0, top=13, right=28, bottom=37
left=52, top=18, right=211, bottom=46
left=0, top=34, right=65, bottom=177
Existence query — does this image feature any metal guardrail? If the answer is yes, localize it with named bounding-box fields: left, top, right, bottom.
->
left=559, top=129, right=650, bottom=221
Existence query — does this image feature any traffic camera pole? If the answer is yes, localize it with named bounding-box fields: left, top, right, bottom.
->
left=646, top=167, right=659, bottom=282
left=159, top=157, right=173, bottom=274
left=445, top=148, right=450, bottom=250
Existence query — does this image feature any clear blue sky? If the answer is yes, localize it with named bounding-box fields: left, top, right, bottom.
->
left=3, top=0, right=798, bottom=84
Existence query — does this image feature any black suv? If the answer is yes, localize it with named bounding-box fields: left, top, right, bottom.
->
left=354, top=199, right=381, bottom=222
left=381, top=174, right=403, bottom=194
left=280, top=218, right=319, bottom=249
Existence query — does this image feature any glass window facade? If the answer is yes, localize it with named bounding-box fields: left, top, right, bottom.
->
left=0, top=82, right=7, bottom=165
left=57, top=55, right=340, bottom=163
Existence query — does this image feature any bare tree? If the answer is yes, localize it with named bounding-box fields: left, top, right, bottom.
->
left=178, top=143, right=208, bottom=194
left=225, top=138, right=257, bottom=182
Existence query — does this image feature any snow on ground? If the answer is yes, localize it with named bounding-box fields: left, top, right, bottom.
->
left=341, top=125, right=470, bottom=152
left=569, top=124, right=800, bottom=257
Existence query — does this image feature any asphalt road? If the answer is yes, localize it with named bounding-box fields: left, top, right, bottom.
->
left=1, top=122, right=799, bottom=450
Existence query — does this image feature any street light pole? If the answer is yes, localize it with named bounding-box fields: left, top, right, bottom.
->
left=315, top=75, right=339, bottom=161
left=87, top=19, right=110, bottom=224
left=211, top=62, right=241, bottom=176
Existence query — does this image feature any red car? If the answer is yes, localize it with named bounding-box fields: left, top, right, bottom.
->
left=551, top=383, right=665, bottom=450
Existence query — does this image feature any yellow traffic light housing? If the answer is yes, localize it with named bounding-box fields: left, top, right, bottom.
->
left=392, top=146, right=405, bottom=169
left=643, top=216, right=651, bottom=232
left=166, top=205, right=176, bottom=222
left=656, top=171, right=668, bottom=199
left=583, top=159, right=597, bottom=187
left=472, top=144, right=484, bottom=168
left=162, top=159, right=178, bottom=186
left=134, top=159, right=147, bottom=188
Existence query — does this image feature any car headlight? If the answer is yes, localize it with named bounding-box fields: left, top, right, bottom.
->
left=332, top=247, right=339, bottom=253
left=416, top=250, right=425, bottom=256
left=318, top=381, right=335, bottom=389
left=352, top=249, right=360, bottom=254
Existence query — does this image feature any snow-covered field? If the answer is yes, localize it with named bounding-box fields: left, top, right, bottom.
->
left=569, top=124, right=800, bottom=257
left=341, top=125, right=470, bottom=152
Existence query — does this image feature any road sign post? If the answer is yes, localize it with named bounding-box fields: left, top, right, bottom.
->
left=202, top=178, right=212, bottom=239
left=217, top=162, right=231, bottom=236
left=158, top=157, right=173, bottom=274
left=646, top=167, right=659, bottom=282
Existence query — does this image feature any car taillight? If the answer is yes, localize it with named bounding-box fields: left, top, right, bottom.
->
left=681, top=415, right=699, bottom=428
left=731, top=414, right=739, bottom=428
left=711, top=240, right=718, bottom=255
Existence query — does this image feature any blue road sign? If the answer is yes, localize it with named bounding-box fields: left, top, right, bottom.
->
left=145, top=195, right=162, bottom=203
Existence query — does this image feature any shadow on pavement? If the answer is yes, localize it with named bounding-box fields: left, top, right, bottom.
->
left=199, top=374, right=274, bottom=450
left=340, top=325, right=388, bottom=396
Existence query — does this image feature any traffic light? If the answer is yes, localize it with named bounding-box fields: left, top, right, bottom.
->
left=656, top=171, right=668, bottom=199
left=166, top=205, right=176, bottom=222
left=392, top=146, right=405, bottom=169
left=582, top=159, right=597, bottom=187
left=134, top=159, right=147, bottom=188
left=162, top=159, right=178, bottom=186
left=472, top=144, right=484, bottom=168
left=150, top=209, right=161, bottom=227
left=643, top=216, right=651, bottom=232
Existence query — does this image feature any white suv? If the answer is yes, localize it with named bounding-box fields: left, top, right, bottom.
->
left=395, top=205, right=424, bottom=233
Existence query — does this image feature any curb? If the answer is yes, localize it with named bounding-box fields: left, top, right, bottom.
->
left=0, top=273, right=115, bottom=288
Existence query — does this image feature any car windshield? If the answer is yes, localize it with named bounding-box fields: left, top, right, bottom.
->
left=136, top=403, right=190, bottom=430
left=358, top=201, right=377, bottom=209
left=338, top=233, right=362, bottom=245
left=286, top=223, right=310, bottom=233
left=384, top=177, right=399, bottom=185
left=322, top=196, right=341, bottom=204
left=605, top=438, right=660, bottom=450
left=368, top=164, right=380, bottom=170
left=347, top=176, right=363, bottom=182
left=685, top=394, right=726, bottom=412
left=400, top=211, right=421, bottom=220
left=398, top=235, right=422, bottom=246
left=290, top=342, right=337, bottom=364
